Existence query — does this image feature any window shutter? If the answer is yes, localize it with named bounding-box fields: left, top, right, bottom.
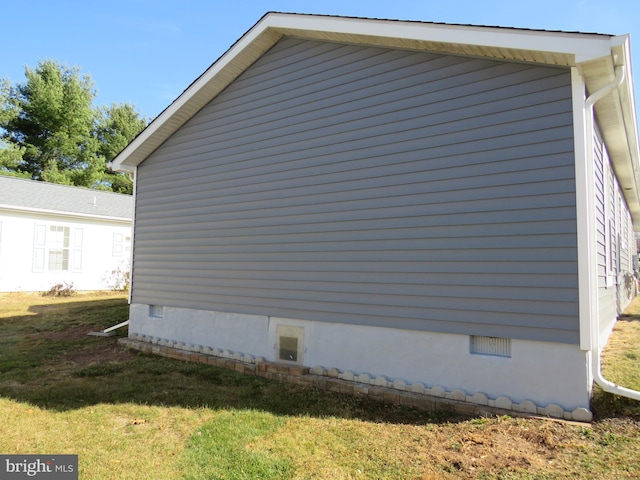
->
left=33, top=224, right=46, bottom=272
left=71, top=228, right=83, bottom=272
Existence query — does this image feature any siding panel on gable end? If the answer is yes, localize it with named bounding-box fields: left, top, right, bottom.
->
left=134, top=37, right=578, bottom=344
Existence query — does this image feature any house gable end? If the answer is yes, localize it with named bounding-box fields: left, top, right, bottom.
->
left=132, top=37, right=578, bottom=344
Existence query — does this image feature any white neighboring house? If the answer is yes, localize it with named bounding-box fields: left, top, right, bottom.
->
left=0, top=175, right=133, bottom=292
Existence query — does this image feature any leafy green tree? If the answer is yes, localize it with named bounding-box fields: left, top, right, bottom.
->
left=2, top=60, right=98, bottom=182
left=98, top=103, right=146, bottom=160
left=0, top=79, right=27, bottom=177
left=96, top=103, right=148, bottom=194
left=0, top=60, right=147, bottom=193
left=0, top=141, right=26, bottom=177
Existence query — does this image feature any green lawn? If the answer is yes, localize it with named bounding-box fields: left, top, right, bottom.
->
left=1, top=291, right=640, bottom=479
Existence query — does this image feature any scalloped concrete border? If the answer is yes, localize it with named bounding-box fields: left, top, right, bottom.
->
left=120, top=336, right=593, bottom=423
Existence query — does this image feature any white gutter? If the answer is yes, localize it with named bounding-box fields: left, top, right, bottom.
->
left=586, top=65, right=640, bottom=401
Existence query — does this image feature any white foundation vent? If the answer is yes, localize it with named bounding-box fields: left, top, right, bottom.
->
left=470, top=335, right=511, bottom=357
left=149, top=305, right=164, bottom=319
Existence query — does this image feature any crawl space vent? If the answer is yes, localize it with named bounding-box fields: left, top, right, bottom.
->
left=470, top=335, right=511, bottom=357
left=276, top=325, right=304, bottom=363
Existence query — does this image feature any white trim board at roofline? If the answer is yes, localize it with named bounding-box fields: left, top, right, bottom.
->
left=110, top=13, right=640, bottom=227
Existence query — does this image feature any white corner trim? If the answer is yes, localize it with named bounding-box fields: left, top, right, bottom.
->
left=128, top=166, right=138, bottom=304
left=572, top=67, right=596, bottom=352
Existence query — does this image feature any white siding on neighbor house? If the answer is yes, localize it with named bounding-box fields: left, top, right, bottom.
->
left=133, top=37, right=579, bottom=343
left=593, top=125, right=636, bottom=343
left=0, top=210, right=131, bottom=292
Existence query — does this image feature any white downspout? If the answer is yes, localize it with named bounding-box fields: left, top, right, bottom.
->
left=586, top=65, right=640, bottom=401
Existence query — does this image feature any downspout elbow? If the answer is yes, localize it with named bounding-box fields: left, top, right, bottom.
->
left=586, top=65, right=625, bottom=109
left=593, top=365, right=640, bottom=401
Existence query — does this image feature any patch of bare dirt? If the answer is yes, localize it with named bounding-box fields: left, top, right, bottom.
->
left=422, top=419, right=581, bottom=478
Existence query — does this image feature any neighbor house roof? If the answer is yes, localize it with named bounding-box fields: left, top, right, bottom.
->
left=110, top=12, right=640, bottom=219
left=0, top=175, right=133, bottom=221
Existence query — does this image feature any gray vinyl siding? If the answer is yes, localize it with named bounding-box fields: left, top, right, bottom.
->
left=133, top=37, right=579, bottom=343
left=594, top=124, right=636, bottom=339
left=617, top=169, right=636, bottom=313
left=595, top=127, right=617, bottom=337
left=594, top=127, right=607, bottom=290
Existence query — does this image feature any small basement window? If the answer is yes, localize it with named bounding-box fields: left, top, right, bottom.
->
left=149, top=305, right=164, bottom=319
left=470, top=336, right=511, bottom=358
left=276, top=325, right=304, bottom=364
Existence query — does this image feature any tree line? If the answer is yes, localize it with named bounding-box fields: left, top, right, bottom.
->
left=0, top=60, right=148, bottom=194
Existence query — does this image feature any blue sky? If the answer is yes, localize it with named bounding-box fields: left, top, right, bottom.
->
left=2, top=0, right=639, bottom=120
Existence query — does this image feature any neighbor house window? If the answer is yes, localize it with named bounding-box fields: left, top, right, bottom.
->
left=33, top=224, right=83, bottom=273
left=113, top=232, right=132, bottom=257
left=48, top=226, right=70, bottom=270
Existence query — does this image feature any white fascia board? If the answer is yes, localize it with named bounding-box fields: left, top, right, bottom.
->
left=0, top=204, right=132, bottom=223
left=110, top=12, right=619, bottom=171
left=616, top=36, right=640, bottom=203
left=111, top=14, right=280, bottom=171
left=610, top=34, right=632, bottom=65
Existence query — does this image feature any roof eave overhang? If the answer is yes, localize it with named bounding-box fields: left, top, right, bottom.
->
left=0, top=204, right=132, bottom=223
left=109, top=13, right=640, bottom=229
left=579, top=35, right=640, bottom=229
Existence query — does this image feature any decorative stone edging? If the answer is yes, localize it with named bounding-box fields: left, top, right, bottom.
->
left=120, top=336, right=593, bottom=423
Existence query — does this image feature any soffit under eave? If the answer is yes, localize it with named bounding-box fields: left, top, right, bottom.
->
left=278, top=27, right=577, bottom=66
left=582, top=55, right=640, bottom=229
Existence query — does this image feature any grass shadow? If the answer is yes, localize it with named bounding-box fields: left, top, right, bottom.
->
left=616, top=314, right=640, bottom=323
left=0, top=294, right=459, bottom=426
left=591, top=295, right=640, bottom=420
